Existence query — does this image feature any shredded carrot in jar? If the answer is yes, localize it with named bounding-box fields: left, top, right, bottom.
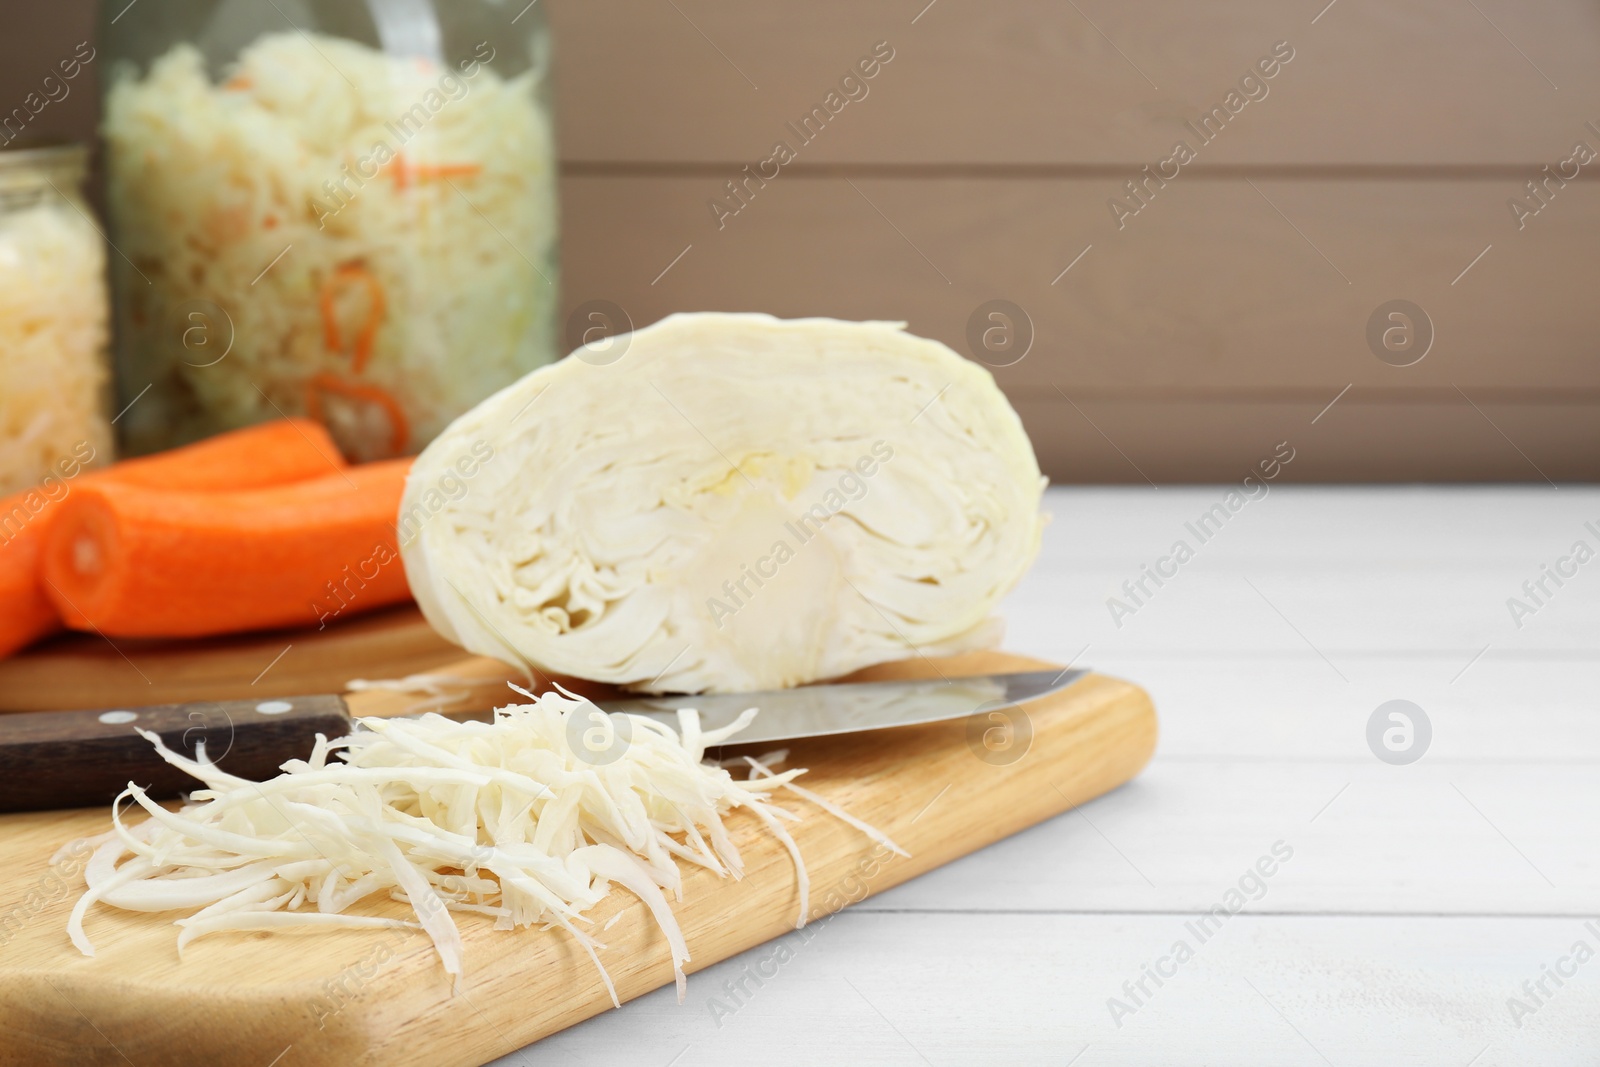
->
left=318, top=264, right=386, bottom=373
left=389, top=153, right=483, bottom=191
left=410, top=164, right=482, bottom=180
left=305, top=372, right=409, bottom=455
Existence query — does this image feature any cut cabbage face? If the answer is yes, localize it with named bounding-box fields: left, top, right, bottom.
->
left=400, top=313, right=1046, bottom=693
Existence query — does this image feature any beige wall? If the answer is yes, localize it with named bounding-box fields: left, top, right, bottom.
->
left=8, top=1, right=1597, bottom=481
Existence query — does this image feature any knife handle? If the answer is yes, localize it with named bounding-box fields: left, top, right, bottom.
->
left=0, top=696, right=352, bottom=814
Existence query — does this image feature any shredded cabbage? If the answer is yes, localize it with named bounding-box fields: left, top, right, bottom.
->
left=0, top=194, right=111, bottom=494
left=66, top=687, right=900, bottom=1003
left=102, top=32, right=558, bottom=460
left=345, top=671, right=487, bottom=715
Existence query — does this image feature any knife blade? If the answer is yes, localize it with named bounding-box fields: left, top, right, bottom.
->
left=596, top=670, right=1084, bottom=744
left=0, top=669, right=1087, bottom=813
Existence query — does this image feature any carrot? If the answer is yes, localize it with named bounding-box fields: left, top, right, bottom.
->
left=0, top=548, right=58, bottom=659
left=305, top=372, right=410, bottom=455
left=409, top=163, right=482, bottom=180
left=0, top=419, right=346, bottom=658
left=43, top=459, right=413, bottom=639
left=388, top=153, right=482, bottom=191
left=319, top=263, right=386, bottom=372
left=108, top=418, right=345, bottom=490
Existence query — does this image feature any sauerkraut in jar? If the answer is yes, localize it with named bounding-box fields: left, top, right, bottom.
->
left=0, top=143, right=112, bottom=496
left=102, top=2, right=558, bottom=461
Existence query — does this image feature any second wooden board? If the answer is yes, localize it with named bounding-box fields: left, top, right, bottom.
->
left=0, top=606, right=464, bottom=714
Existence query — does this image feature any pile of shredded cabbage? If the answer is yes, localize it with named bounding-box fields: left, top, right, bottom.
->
left=65, top=687, right=901, bottom=1003
left=102, top=32, right=558, bottom=459
left=0, top=199, right=111, bottom=495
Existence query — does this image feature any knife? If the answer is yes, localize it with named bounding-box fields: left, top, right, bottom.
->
left=0, top=669, right=1086, bottom=813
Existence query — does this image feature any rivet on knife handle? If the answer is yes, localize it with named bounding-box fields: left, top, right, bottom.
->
left=0, top=696, right=353, bottom=814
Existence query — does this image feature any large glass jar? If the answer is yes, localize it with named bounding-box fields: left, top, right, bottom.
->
left=100, top=0, right=558, bottom=461
left=0, top=143, right=113, bottom=496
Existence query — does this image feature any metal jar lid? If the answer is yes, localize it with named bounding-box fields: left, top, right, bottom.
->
left=0, top=140, right=89, bottom=201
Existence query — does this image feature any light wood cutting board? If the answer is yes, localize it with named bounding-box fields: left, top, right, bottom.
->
left=0, top=649, right=1155, bottom=1067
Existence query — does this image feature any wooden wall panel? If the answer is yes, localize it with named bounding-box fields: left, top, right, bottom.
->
left=561, top=172, right=1600, bottom=480
left=560, top=174, right=1600, bottom=392
left=546, top=0, right=1600, bottom=165
left=1010, top=397, right=1599, bottom=484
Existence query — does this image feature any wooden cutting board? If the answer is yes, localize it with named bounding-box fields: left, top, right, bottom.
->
left=0, top=648, right=1155, bottom=1067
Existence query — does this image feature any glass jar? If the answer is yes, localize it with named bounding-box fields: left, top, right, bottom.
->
left=100, top=0, right=559, bottom=461
left=0, top=143, right=113, bottom=496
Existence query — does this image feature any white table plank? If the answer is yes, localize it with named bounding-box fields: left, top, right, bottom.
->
left=1001, top=561, right=1600, bottom=658
left=1094, top=659, right=1600, bottom=762
left=500, top=912, right=1600, bottom=1067
left=862, top=761, right=1595, bottom=915
left=1001, top=486, right=1600, bottom=660
left=1032, top=486, right=1597, bottom=566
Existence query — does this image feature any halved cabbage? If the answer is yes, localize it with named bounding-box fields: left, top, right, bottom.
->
left=400, top=313, right=1045, bottom=692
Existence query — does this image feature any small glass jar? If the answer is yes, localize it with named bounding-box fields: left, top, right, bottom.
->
left=101, top=0, right=560, bottom=461
left=0, top=142, right=113, bottom=496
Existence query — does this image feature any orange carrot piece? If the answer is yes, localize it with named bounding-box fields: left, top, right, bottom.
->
left=110, top=418, right=345, bottom=490
left=0, top=419, right=347, bottom=658
left=0, top=444, right=98, bottom=658
left=0, top=520, right=60, bottom=659
left=43, top=460, right=413, bottom=639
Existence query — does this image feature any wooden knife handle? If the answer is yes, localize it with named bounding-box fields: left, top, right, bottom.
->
left=0, top=696, right=352, bottom=813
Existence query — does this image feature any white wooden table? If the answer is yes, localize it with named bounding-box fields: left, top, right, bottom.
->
left=492, top=485, right=1599, bottom=1066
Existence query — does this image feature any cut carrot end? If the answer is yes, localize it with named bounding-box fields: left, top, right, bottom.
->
left=40, top=493, right=120, bottom=632
left=70, top=534, right=102, bottom=579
